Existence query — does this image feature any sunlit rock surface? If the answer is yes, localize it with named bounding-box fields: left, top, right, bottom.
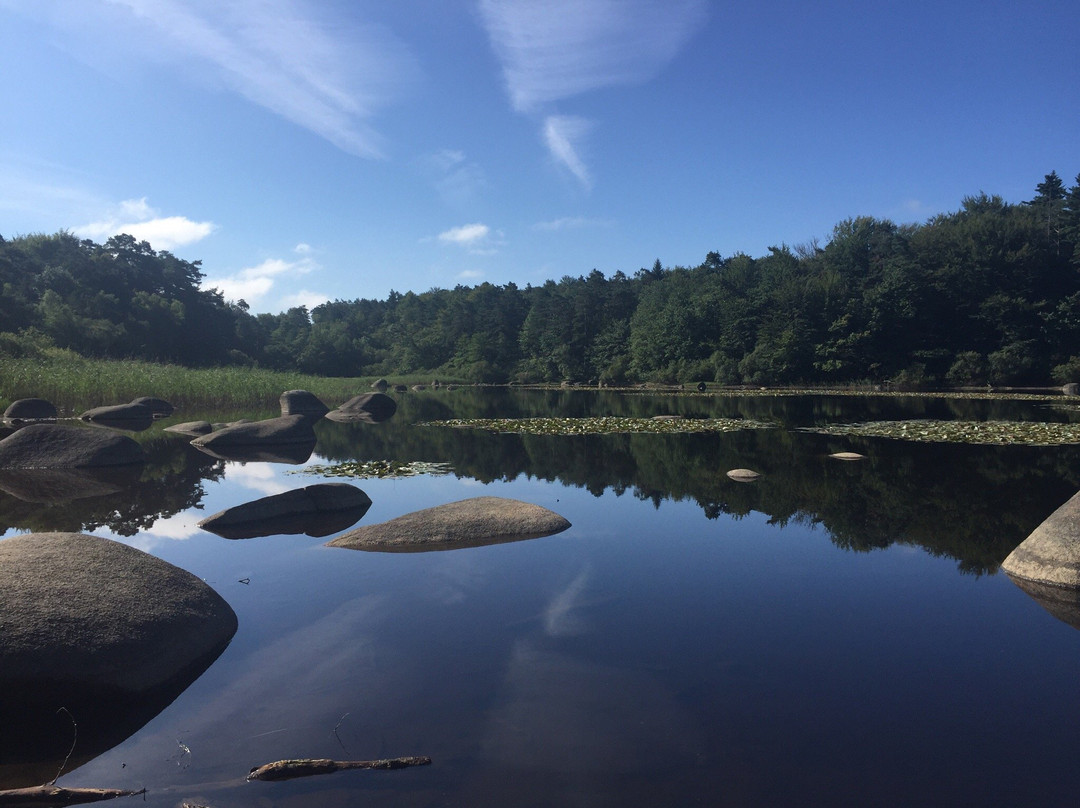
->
left=328, top=496, right=570, bottom=552
left=0, top=532, right=237, bottom=788
left=1002, top=490, right=1080, bottom=589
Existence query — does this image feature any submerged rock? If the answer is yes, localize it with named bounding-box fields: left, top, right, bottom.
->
left=328, top=496, right=570, bottom=552
left=280, top=389, right=330, bottom=420
left=1001, top=490, right=1080, bottom=589
left=0, top=533, right=237, bottom=788
left=198, top=483, right=372, bottom=539
left=0, top=424, right=144, bottom=469
left=3, top=398, right=57, bottom=421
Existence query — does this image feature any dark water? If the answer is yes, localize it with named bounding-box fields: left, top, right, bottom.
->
left=3, top=389, right=1080, bottom=807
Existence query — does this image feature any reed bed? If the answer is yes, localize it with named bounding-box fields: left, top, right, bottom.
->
left=0, top=352, right=385, bottom=412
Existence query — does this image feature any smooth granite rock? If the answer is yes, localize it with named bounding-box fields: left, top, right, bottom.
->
left=1001, top=490, right=1080, bottom=589
left=79, top=403, right=155, bottom=431
left=326, top=393, right=397, bottom=424
left=0, top=424, right=145, bottom=469
left=191, top=414, right=316, bottom=449
left=130, top=396, right=175, bottom=417
left=280, top=389, right=330, bottom=419
left=3, top=398, right=57, bottom=421
left=198, top=483, right=372, bottom=539
left=726, top=468, right=761, bottom=482
left=163, top=420, right=215, bottom=436
left=328, top=496, right=571, bottom=552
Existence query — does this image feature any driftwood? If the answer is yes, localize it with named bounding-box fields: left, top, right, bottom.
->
left=246, top=756, right=432, bottom=782
left=0, top=786, right=146, bottom=807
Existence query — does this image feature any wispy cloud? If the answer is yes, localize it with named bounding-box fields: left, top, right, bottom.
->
left=420, top=149, right=487, bottom=208
left=203, top=243, right=320, bottom=308
left=30, top=0, right=418, bottom=158
left=439, top=222, right=490, bottom=245
left=74, top=197, right=216, bottom=250
left=532, top=215, right=613, bottom=231
left=543, top=116, right=592, bottom=189
left=478, top=0, right=707, bottom=112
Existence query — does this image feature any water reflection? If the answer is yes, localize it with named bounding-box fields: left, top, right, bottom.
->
left=2, top=391, right=1078, bottom=573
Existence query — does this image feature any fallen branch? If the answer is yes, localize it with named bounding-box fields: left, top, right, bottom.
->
left=246, top=756, right=431, bottom=782
left=0, top=785, right=146, bottom=807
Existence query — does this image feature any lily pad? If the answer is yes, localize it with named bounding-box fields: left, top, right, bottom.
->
left=417, top=416, right=775, bottom=435
left=802, top=419, right=1080, bottom=446
left=295, top=459, right=454, bottom=479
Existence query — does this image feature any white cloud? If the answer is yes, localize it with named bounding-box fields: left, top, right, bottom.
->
left=439, top=223, right=490, bottom=245
left=533, top=216, right=612, bottom=231
left=203, top=249, right=320, bottom=308
left=22, top=0, right=418, bottom=159
left=543, top=116, right=592, bottom=189
left=74, top=196, right=216, bottom=250
left=478, top=0, right=707, bottom=113
left=280, top=289, right=331, bottom=311
left=457, top=269, right=484, bottom=281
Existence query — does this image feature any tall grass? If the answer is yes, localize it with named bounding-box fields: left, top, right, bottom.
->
left=0, top=350, right=415, bottom=413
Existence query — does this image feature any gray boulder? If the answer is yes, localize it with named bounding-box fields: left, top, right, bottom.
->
left=130, top=396, right=175, bottom=417
left=163, top=420, right=214, bottom=436
left=3, top=398, right=57, bottom=421
left=191, top=414, right=316, bottom=449
left=280, top=389, right=330, bottom=419
left=372, top=378, right=389, bottom=392
left=1001, top=490, right=1080, bottom=589
left=0, top=424, right=145, bottom=469
left=726, top=468, right=761, bottom=482
left=0, top=533, right=237, bottom=787
left=198, top=483, right=372, bottom=539
left=1063, top=383, right=1080, bottom=396
left=326, top=392, right=397, bottom=423
left=328, top=496, right=570, bottom=552
left=80, top=402, right=154, bottom=431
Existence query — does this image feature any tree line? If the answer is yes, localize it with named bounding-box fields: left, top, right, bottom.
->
left=2, top=170, right=1079, bottom=386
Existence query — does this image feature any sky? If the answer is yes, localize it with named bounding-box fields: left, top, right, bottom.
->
left=1, top=0, right=1077, bottom=314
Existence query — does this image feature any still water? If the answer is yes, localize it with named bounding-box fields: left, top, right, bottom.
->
left=3, top=389, right=1080, bottom=806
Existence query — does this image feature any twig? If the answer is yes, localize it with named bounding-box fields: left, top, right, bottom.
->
left=49, top=709, right=77, bottom=786
left=247, top=757, right=431, bottom=782
left=0, top=785, right=146, bottom=806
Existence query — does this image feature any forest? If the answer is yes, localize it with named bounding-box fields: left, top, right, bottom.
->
left=2, top=170, right=1079, bottom=388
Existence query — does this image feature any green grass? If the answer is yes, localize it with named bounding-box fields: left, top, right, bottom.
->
left=0, top=350, right=423, bottom=412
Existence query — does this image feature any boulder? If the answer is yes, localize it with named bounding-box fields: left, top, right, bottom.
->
left=0, top=533, right=237, bottom=787
left=79, top=403, right=154, bottom=431
left=1063, top=383, right=1080, bottom=396
left=328, top=496, right=570, bottom=552
left=726, top=468, right=761, bottom=482
left=280, top=389, right=330, bottom=419
left=1001, top=490, right=1080, bottom=589
left=326, top=393, right=397, bottom=424
left=191, top=415, right=316, bottom=449
left=198, top=483, right=372, bottom=539
left=163, top=420, right=214, bottom=436
left=130, top=396, right=175, bottom=417
left=0, top=424, right=145, bottom=469
left=3, top=398, right=57, bottom=421
left=372, top=378, right=389, bottom=392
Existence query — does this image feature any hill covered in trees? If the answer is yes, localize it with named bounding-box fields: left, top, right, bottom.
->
left=3, top=171, right=1079, bottom=387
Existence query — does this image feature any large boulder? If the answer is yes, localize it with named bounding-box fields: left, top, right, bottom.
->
left=0, top=533, right=237, bottom=787
left=3, top=398, right=57, bottom=421
left=79, top=402, right=154, bottom=431
left=280, top=389, right=330, bottom=419
left=325, top=393, right=397, bottom=424
left=328, top=496, right=570, bottom=552
left=130, top=396, right=175, bottom=417
left=0, top=424, right=145, bottom=469
left=191, top=415, right=316, bottom=449
left=1001, top=490, right=1080, bottom=589
left=198, top=483, right=372, bottom=539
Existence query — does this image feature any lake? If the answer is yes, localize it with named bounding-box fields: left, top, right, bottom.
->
left=3, top=388, right=1080, bottom=807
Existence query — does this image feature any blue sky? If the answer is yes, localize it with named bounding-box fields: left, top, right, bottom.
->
left=1, top=0, right=1076, bottom=314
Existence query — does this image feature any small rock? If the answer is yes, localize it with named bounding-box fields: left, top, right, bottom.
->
left=829, top=452, right=866, bottom=461
left=164, top=420, right=214, bottom=436
left=726, top=468, right=761, bottom=482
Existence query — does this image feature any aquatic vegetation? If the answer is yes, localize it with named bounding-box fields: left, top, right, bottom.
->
left=417, top=416, right=775, bottom=435
left=802, top=419, right=1080, bottom=446
left=296, top=459, right=454, bottom=479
